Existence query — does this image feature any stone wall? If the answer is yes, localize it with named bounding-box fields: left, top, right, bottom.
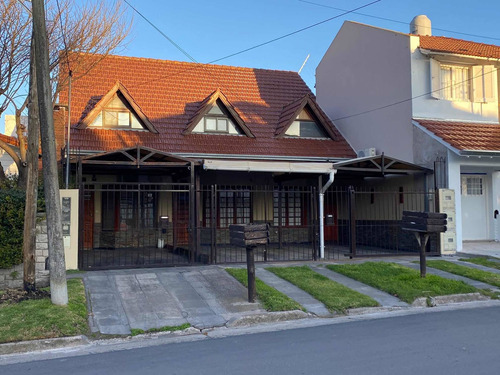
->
left=0, top=218, right=49, bottom=290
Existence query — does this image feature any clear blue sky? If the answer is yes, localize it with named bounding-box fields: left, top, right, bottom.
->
left=2, top=0, right=500, bottom=133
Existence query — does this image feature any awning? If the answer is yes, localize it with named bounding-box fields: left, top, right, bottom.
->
left=203, top=159, right=334, bottom=174
left=333, top=155, right=431, bottom=177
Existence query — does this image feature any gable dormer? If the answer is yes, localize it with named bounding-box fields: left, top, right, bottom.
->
left=78, top=81, right=157, bottom=132
left=276, top=94, right=337, bottom=140
left=183, top=89, right=254, bottom=137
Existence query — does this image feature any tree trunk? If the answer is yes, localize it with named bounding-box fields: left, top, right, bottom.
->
left=0, top=162, right=6, bottom=182
left=15, top=109, right=28, bottom=189
left=32, top=0, right=68, bottom=305
left=23, top=32, right=40, bottom=293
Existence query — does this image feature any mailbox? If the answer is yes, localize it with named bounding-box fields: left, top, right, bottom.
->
left=325, top=214, right=335, bottom=226
left=159, top=216, right=169, bottom=234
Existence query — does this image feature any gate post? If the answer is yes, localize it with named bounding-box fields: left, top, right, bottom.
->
left=348, top=186, right=356, bottom=258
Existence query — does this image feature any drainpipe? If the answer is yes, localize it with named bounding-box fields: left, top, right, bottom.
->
left=319, top=169, right=336, bottom=259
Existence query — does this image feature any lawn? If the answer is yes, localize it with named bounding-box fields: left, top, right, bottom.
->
left=0, top=279, right=88, bottom=343
left=459, top=257, right=500, bottom=271
left=266, top=266, right=378, bottom=313
left=427, top=260, right=500, bottom=288
left=328, top=262, right=477, bottom=303
left=226, top=268, right=304, bottom=312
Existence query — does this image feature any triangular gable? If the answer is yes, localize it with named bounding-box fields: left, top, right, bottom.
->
left=81, top=145, right=198, bottom=166
left=183, top=89, right=254, bottom=137
left=77, top=81, right=158, bottom=133
left=275, top=94, right=338, bottom=140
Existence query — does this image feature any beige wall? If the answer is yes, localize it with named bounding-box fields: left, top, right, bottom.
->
left=60, top=189, right=79, bottom=270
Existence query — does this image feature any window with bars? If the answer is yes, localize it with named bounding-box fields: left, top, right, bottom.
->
left=203, top=189, right=252, bottom=228
left=462, top=176, right=483, bottom=196
left=273, top=190, right=303, bottom=226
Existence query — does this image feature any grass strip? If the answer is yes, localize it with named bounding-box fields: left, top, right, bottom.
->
left=266, top=266, right=378, bottom=313
left=459, top=257, right=500, bottom=271
left=328, top=262, right=477, bottom=303
left=130, top=323, right=191, bottom=336
left=0, top=279, right=88, bottom=343
left=427, top=260, right=500, bottom=288
left=226, top=268, right=304, bottom=312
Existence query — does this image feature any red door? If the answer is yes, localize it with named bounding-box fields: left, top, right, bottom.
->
left=324, top=196, right=338, bottom=242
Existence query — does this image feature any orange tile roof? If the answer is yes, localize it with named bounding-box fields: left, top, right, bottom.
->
left=414, top=119, right=500, bottom=152
left=0, top=133, right=19, bottom=148
left=60, top=53, right=355, bottom=159
left=419, top=35, right=500, bottom=59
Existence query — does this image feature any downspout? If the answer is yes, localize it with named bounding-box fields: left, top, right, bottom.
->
left=319, top=169, right=336, bottom=259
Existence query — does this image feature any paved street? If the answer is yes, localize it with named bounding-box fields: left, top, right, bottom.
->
left=3, top=305, right=500, bottom=374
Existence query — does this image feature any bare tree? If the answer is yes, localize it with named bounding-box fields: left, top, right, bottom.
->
left=0, top=0, right=131, bottom=187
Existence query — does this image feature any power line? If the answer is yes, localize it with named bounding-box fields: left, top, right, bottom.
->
left=331, top=67, right=498, bottom=122
left=299, top=0, right=500, bottom=42
left=123, top=0, right=382, bottom=89
left=123, top=0, right=198, bottom=63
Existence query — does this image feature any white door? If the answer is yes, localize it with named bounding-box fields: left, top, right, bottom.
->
left=461, top=174, right=489, bottom=240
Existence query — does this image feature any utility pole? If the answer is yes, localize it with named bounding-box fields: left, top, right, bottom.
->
left=32, top=0, right=68, bottom=305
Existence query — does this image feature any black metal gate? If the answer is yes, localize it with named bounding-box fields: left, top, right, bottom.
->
left=323, top=186, right=440, bottom=258
left=78, top=182, right=191, bottom=270
left=196, top=185, right=318, bottom=264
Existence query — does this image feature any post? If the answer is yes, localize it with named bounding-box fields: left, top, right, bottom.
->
left=417, top=233, right=430, bottom=278
left=246, top=245, right=256, bottom=303
left=348, top=186, right=356, bottom=258
left=32, top=0, right=68, bottom=305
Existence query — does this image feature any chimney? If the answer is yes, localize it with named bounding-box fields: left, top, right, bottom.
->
left=410, top=15, right=432, bottom=36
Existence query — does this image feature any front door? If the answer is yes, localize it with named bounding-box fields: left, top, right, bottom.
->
left=461, top=174, right=489, bottom=240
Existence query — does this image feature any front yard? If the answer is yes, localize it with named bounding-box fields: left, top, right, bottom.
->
left=0, top=279, right=88, bottom=344
left=327, top=262, right=478, bottom=303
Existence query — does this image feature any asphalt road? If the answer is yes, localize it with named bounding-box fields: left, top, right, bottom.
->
left=3, top=306, right=500, bottom=374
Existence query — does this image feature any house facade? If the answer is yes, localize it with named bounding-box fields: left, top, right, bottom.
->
left=53, top=53, right=432, bottom=270
left=316, top=16, right=500, bottom=252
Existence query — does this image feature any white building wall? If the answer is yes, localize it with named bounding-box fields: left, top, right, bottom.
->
left=410, top=37, right=499, bottom=122
left=316, top=22, right=414, bottom=162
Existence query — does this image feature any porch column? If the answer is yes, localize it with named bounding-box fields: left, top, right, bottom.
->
left=319, top=170, right=336, bottom=259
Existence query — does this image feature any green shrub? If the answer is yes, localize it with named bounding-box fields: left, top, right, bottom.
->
left=0, top=188, right=25, bottom=269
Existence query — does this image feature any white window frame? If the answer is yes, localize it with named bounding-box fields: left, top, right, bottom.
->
left=430, top=58, right=496, bottom=103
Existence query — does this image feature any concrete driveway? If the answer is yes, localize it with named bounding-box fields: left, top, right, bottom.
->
left=83, top=266, right=265, bottom=335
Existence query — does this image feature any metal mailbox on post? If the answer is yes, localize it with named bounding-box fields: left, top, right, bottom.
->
left=401, top=211, right=447, bottom=277
left=229, top=224, right=269, bottom=303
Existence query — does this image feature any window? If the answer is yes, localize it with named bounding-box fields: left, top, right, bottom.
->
left=204, top=117, right=229, bottom=133
left=192, top=100, right=241, bottom=135
left=430, top=59, right=496, bottom=102
left=90, top=93, right=144, bottom=129
left=273, top=189, right=303, bottom=226
left=461, top=176, right=483, bottom=196
left=285, top=109, right=328, bottom=138
left=440, top=64, right=470, bottom=101
left=203, top=189, right=252, bottom=228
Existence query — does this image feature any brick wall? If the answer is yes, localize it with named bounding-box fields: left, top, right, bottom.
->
left=0, top=218, right=50, bottom=290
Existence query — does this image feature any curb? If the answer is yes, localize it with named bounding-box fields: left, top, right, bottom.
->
left=226, top=310, right=309, bottom=327
left=0, top=335, right=89, bottom=356
left=411, top=293, right=489, bottom=308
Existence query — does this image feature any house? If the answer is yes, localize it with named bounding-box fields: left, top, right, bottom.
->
left=0, top=116, right=24, bottom=177
left=54, top=53, right=431, bottom=270
left=316, top=15, right=500, bottom=253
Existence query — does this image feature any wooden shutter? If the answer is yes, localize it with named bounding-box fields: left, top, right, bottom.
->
left=483, top=65, right=495, bottom=103
left=472, top=65, right=484, bottom=102
left=430, top=58, right=442, bottom=99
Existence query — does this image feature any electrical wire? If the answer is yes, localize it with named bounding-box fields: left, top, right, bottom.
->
left=331, top=67, right=498, bottom=122
left=122, top=0, right=382, bottom=89
left=299, top=0, right=500, bottom=42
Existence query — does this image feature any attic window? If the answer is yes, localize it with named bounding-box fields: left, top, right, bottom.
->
left=90, top=93, right=145, bottom=130
left=192, top=100, right=242, bottom=135
left=285, top=109, right=328, bottom=138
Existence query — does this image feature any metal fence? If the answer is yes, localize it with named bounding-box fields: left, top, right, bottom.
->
left=79, top=182, right=438, bottom=270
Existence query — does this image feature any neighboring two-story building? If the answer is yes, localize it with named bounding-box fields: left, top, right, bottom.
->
left=317, top=16, right=500, bottom=252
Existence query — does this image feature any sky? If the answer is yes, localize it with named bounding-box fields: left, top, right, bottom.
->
left=2, top=0, right=500, bottom=133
